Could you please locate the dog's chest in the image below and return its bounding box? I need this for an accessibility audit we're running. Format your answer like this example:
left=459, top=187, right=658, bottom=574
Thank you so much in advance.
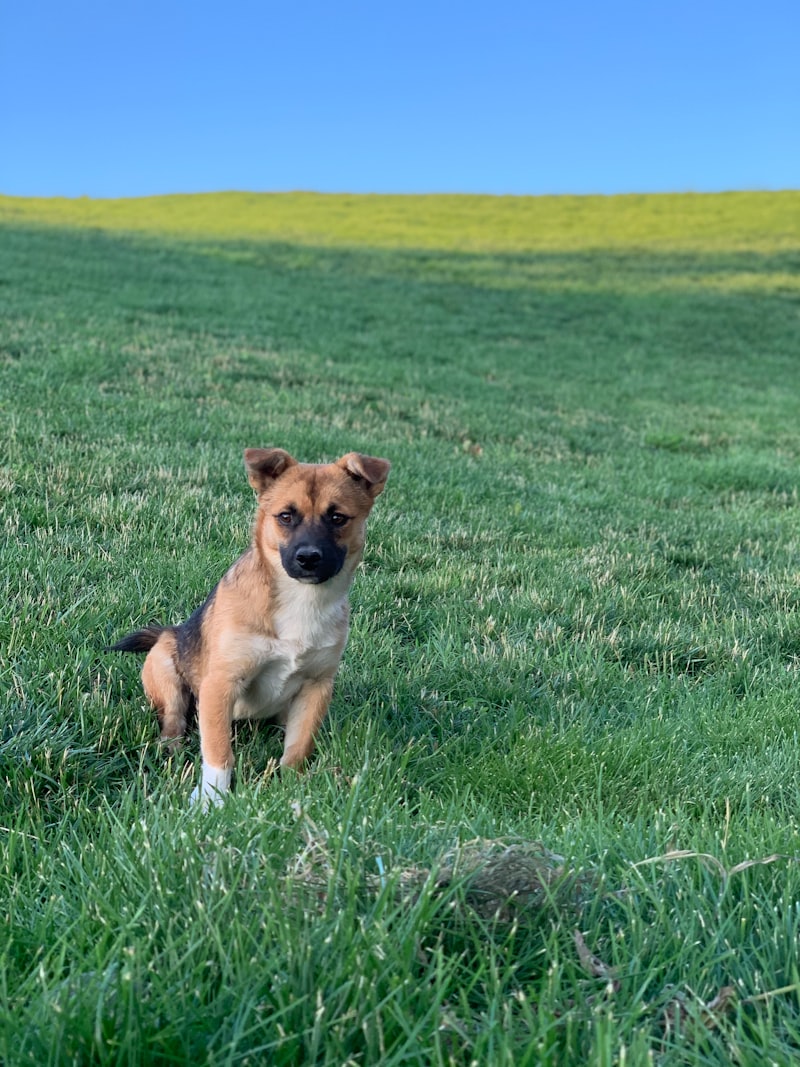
left=232, top=585, right=347, bottom=721
left=272, top=583, right=344, bottom=646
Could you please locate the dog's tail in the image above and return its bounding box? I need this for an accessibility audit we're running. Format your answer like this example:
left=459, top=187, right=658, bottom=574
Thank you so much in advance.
left=108, top=625, right=167, bottom=654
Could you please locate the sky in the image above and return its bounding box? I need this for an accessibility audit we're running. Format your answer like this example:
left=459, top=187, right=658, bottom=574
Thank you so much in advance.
left=2, top=0, right=798, bottom=199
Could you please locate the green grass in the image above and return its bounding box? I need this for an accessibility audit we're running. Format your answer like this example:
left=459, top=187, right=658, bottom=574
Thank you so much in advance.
left=1, top=190, right=799, bottom=1064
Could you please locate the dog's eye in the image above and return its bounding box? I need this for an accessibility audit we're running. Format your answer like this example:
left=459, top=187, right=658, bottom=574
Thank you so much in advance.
left=330, top=513, right=349, bottom=527
left=276, top=511, right=294, bottom=526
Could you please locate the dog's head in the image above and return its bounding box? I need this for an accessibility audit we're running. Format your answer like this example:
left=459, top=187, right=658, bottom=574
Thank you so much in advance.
left=244, top=448, right=391, bottom=585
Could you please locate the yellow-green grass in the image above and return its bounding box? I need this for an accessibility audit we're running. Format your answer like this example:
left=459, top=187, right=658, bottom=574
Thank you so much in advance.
left=2, top=188, right=799, bottom=252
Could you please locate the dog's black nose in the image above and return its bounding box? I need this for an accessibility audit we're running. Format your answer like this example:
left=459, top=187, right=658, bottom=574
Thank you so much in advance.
left=295, top=546, right=323, bottom=571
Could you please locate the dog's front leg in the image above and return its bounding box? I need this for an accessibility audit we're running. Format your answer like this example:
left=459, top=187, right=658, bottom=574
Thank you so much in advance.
left=281, top=677, right=335, bottom=771
left=191, top=673, right=236, bottom=808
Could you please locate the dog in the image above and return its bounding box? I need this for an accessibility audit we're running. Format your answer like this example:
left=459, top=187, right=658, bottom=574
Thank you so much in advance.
left=111, top=447, right=390, bottom=806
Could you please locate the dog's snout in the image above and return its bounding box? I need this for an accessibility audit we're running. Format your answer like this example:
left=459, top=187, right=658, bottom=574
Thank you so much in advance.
left=295, top=546, right=323, bottom=571
left=280, top=530, right=347, bottom=584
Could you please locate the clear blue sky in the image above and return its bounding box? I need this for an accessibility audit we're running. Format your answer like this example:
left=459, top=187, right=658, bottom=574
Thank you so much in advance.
left=2, top=0, right=798, bottom=199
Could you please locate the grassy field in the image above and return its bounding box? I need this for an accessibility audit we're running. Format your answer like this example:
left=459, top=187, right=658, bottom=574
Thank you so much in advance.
left=1, top=190, right=799, bottom=1065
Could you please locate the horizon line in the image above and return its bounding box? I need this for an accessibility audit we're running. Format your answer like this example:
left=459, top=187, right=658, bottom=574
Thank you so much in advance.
left=2, top=186, right=799, bottom=203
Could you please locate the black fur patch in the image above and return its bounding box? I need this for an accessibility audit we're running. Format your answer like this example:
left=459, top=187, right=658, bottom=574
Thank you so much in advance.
left=176, top=586, right=217, bottom=663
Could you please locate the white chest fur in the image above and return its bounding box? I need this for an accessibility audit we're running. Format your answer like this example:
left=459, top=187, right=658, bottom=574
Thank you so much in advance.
left=272, top=574, right=349, bottom=646
left=230, top=575, right=350, bottom=723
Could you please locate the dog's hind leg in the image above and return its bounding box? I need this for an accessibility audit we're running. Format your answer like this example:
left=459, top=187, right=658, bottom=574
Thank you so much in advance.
left=141, top=631, right=190, bottom=748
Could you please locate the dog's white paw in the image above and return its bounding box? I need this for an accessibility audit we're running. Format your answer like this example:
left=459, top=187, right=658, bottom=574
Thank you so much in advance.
left=190, top=763, right=232, bottom=809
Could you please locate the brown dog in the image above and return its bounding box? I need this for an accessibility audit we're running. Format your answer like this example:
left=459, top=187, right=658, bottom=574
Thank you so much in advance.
left=111, top=448, right=390, bottom=806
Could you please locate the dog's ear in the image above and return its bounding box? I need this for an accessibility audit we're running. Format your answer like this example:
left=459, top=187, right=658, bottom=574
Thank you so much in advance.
left=337, top=452, right=391, bottom=498
left=244, top=448, right=297, bottom=493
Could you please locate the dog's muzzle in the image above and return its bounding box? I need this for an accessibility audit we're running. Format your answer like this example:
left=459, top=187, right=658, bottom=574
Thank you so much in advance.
left=281, top=539, right=346, bottom=584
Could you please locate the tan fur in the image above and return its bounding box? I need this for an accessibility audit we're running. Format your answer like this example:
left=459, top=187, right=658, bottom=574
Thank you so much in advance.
left=141, top=630, right=189, bottom=744
left=115, top=449, right=390, bottom=805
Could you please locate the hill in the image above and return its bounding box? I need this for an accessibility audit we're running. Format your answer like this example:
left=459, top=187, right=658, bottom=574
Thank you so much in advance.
left=2, top=188, right=799, bottom=250
left=1, top=190, right=799, bottom=1064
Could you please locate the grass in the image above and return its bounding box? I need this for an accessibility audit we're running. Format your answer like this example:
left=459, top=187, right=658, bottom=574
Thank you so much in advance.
left=2, top=189, right=800, bottom=251
left=0, top=189, right=799, bottom=1064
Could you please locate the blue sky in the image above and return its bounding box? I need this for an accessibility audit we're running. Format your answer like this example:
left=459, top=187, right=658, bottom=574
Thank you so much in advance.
left=2, top=0, right=798, bottom=198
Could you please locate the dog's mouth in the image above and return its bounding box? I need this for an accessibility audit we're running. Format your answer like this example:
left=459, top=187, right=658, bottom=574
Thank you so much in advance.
left=291, top=571, right=335, bottom=585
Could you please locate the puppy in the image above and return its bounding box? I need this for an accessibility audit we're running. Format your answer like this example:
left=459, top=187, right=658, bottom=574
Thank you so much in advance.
left=111, top=448, right=390, bottom=806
